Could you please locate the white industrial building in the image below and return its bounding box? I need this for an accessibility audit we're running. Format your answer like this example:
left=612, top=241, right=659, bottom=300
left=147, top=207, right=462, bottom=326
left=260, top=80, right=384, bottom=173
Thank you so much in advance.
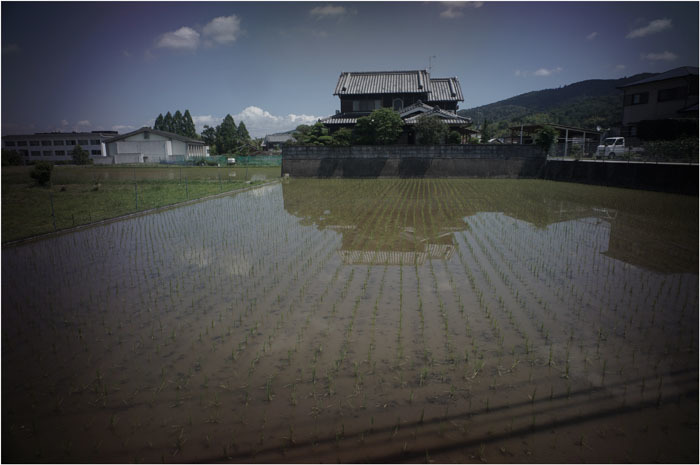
left=104, top=127, right=208, bottom=164
left=2, top=131, right=116, bottom=162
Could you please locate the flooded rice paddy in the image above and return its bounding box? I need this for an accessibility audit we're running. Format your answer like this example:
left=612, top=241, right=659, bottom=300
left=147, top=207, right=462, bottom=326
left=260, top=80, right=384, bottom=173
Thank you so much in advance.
left=2, top=178, right=698, bottom=463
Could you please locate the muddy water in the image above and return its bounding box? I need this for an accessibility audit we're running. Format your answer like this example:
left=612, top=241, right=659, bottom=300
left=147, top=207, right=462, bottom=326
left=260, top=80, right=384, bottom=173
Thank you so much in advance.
left=2, top=179, right=697, bottom=463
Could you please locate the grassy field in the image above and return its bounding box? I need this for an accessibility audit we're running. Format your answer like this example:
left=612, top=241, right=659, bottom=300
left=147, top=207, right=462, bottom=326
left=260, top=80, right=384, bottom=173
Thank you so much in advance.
left=2, top=165, right=281, bottom=242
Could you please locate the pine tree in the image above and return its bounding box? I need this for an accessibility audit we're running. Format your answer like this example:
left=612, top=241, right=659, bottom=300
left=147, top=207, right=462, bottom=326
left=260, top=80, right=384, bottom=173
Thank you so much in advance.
left=163, top=112, right=174, bottom=133
left=183, top=110, right=197, bottom=139
left=237, top=121, right=250, bottom=143
left=173, top=110, right=184, bottom=136
left=217, top=114, right=238, bottom=154
left=154, top=113, right=164, bottom=131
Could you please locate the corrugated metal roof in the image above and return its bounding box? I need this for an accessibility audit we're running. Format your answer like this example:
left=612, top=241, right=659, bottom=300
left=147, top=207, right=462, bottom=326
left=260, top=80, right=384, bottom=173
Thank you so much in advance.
left=334, top=70, right=431, bottom=95
left=618, top=66, right=699, bottom=88
left=429, top=78, right=463, bottom=101
left=105, top=127, right=204, bottom=145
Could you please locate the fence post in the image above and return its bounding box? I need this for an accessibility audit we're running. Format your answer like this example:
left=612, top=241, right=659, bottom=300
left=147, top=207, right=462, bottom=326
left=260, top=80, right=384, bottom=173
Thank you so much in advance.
left=185, top=176, right=189, bottom=200
left=49, top=191, right=57, bottom=231
left=134, top=182, right=138, bottom=210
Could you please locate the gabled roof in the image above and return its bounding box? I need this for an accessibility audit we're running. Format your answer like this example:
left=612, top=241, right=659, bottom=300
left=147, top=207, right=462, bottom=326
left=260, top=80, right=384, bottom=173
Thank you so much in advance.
left=428, top=78, right=464, bottom=101
left=618, top=66, right=699, bottom=88
left=105, top=127, right=204, bottom=144
left=334, top=70, right=464, bottom=102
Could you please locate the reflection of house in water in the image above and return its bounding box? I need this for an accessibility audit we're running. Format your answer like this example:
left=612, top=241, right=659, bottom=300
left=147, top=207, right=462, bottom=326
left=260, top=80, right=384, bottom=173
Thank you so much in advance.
left=282, top=180, right=697, bottom=272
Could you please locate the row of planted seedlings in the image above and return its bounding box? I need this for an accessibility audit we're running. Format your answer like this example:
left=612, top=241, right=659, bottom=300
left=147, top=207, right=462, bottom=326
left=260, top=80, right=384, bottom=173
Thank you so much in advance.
left=453, top=188, right=697, bottom=443
left=213, top=178, right=410, bottom=461
left=1, top=184, right=337, bottom=462
left=479, top=206, right=698, bottom=406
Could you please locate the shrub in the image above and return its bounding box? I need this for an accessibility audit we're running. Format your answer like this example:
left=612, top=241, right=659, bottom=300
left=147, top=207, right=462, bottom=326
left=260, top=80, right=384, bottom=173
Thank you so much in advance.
left=352, top=108, right=404, bottom=145
left=415, top=116, right=448, bottom=145
left=533, top=125, right=558, bottom=155
left=642, top=137, right=699, bottom=162
left=2, top=150, right=24, bottom=166
left=447, top=131, right=462, bottom=145
left=71, top=145, right=92, bottom=165
left=30, top=161, right=53, bottom=186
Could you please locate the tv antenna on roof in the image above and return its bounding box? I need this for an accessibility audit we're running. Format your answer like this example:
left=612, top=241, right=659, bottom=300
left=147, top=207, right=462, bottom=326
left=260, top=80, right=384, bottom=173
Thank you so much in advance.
left=428, top=55, right=436, bottom=74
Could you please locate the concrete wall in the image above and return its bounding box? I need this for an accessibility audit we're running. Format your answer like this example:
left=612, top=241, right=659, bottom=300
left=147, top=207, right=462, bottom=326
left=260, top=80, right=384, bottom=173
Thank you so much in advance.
left=542, top=159, right=698, bottom=195
left=282, top=145, right=546, bottom=178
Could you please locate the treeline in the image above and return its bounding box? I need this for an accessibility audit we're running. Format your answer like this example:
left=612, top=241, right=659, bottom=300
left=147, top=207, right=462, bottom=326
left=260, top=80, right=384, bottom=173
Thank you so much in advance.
left=199, top=115, right=252, bottom=155
left=154, top=110, right=198, bottom=139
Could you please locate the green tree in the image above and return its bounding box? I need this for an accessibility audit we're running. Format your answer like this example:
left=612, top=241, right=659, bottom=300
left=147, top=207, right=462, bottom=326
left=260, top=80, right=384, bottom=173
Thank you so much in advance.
left=183, top=110, right=197, bottom=139
left=481, top=119, right=493, bottom=143
left=237, top=121, right=251, bottom=143
left=447, top=130, right=462, bottom=145
left=332, top=128, right=353, bottom=146
left=2, top=149, right=23, bottom=166
left=217, top=114, right=238, bottom=154
left=293, top=122, right=333, bottom=145
left=71, top=145, right=92, bottom=165
left=533, top=125, right=559, bottom=155
left=370, top=108, right=404, bottom=145
left=163, top=112, right=174, bottom=133
left=30, top=161, right=53, bottom=186
left=154, top=113, right=164, bottom=131
left=173, top=110, right=184, bottom=136
left=201, top=125, right=217, bottom=146
left=352, top=108, right=403, bottom=145
left=415, top=115, right=449, bottom=145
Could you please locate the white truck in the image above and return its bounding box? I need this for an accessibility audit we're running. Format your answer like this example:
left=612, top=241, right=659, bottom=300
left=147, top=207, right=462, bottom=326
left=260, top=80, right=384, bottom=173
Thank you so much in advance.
left=595, top=137, right=643, bottom=159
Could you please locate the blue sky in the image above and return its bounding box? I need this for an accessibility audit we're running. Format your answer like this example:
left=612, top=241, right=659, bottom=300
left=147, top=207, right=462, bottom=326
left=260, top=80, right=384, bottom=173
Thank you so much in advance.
left=2, top=1, right=698, bottom=137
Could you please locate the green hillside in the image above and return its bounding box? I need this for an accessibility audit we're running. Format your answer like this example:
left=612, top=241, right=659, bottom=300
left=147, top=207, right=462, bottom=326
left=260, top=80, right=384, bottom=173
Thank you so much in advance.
left=458, top=73, right=655, bottom=136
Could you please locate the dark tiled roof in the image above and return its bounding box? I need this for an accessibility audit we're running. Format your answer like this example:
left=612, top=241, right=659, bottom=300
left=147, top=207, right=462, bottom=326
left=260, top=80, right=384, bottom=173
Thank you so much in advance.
left=618, top=66, right=699, bottom=88
left=105, top=127, right=204, bottom=144
left=334, top=70, right=464, bottom=102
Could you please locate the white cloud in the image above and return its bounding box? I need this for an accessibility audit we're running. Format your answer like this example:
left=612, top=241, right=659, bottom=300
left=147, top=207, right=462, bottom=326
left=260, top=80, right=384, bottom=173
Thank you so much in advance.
left=626, top=18, right=672, bottom=39
left=310, top=4, right=347, bottom=19
left=533, top=66, right=563, bottom=77
left=156, top=26, right=200, bottom=50
left=192, top=107, right=321, bottom=138
left=615, top=64, right=626, bottom=71
left=440, top=2, right=483, bottom=19
left=112, top=125, right=136, bottom=133
left=202, top=15, right=241, bottom=46
left=60, top=119, right=69, bottom=127
left=586, top=32, right=598, bottom=40
left=76, top=120, right=91, bottom=127
left=641, top=51, right=678, bottom=62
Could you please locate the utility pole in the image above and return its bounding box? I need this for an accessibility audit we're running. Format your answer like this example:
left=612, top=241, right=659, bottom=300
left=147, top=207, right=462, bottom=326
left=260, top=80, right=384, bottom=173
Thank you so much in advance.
left=428, top=55, right=436, bottom=74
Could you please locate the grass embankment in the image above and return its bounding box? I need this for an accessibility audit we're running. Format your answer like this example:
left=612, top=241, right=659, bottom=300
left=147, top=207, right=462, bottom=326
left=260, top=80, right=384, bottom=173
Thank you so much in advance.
left=2, top=165, right=281, bottom=242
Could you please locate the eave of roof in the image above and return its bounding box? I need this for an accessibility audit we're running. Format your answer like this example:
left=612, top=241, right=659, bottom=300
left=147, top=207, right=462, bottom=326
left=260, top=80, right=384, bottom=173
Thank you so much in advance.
left=618, top=66, right=699, bottom=88
left=105, top=127, right=204, bottom=144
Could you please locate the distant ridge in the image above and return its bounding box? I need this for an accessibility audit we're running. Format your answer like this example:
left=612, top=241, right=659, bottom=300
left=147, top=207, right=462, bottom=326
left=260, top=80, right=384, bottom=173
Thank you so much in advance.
left=458, top=73, right=656, bottom=133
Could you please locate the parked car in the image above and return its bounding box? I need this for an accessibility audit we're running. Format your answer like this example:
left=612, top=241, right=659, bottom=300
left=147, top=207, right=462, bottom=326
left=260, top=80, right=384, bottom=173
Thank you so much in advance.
left=227, top=157, right=236, bottom=165
left=596, top=137, right=643, bottom=159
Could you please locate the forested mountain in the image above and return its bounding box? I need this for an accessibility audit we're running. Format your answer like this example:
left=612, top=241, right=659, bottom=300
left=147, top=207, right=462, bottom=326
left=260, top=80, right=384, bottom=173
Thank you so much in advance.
left=458, top=73, right=655, bottom=136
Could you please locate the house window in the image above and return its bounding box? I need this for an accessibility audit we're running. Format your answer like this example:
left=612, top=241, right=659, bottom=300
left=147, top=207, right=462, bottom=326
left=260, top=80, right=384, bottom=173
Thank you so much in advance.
left=393, top=98, right=404, bottom=111
left=90, top=139, right=100, bottom=145
left=30, top=140, right=39, bottom=146
left=91, top=150, right=101, bottom=155
left=624, top=92, right=649, bottom=106
left=55, top=150, right=65, bottom=156
left=78, top=139, right=88, bottom=145
left=658, top=86, right=688, bottom=102
left=352, top=100, right=360, bottom=112
left=42, top=140, right=52, bottom=146
left=65, top=140, right=76, bottom=146
left=43, top=151, right=53, bottom=156
left=5, top=141, right=15, bottom=147
left=143, top=132, right=150, bottom=140
left=53, top=140, right=65, bottom=145
left=17, top=141, right=28, bottom=146
left=31, top=151, right=40, bottom=156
